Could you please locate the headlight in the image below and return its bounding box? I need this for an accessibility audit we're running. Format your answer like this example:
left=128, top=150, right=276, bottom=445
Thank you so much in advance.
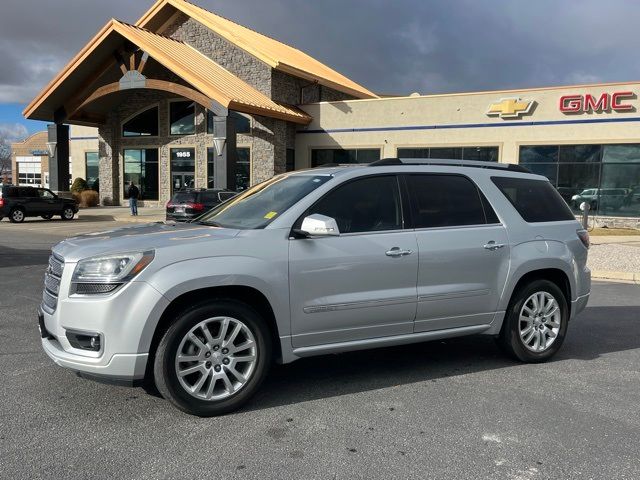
left=72, top=251, right=154, bottom=284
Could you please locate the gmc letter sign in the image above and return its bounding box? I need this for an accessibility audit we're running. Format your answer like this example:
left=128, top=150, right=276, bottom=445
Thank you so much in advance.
left=559, top=92, right=634, bottom=113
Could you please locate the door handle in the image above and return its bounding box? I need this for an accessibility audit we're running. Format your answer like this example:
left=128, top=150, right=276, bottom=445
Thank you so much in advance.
left=483, top=241, right=505, bottom=251
left=386, top=247, right=413, bottom=257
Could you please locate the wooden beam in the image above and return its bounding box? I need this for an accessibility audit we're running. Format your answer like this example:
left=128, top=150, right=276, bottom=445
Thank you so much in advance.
left=137, top=52, right=149, bottom=74
left=129, top=52, right=136, bottom=71
left=70, top=78, right=218, bottom=120
left=114, top=50, right=128, bottom=75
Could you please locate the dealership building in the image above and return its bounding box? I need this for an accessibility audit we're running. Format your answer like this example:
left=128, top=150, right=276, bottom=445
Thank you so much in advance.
left=23, top=0, right=640, bottom=219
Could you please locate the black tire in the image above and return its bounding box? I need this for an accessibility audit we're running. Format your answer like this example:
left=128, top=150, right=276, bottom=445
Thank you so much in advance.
left=41, top=214, right=54, bottom=220
left=9, top=208, right=25, bottom=223
left=153, top=299, right=272, bottom=416
left=499, top=279, right=569, bottom=363
left=61, top=206, right=75, bottom=221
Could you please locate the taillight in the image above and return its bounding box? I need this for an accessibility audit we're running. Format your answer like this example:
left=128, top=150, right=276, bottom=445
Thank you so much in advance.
left=0, top=197, right=4, bottom=208
left=577, top=229, right=590, bottom=249
left=188, top=202, right=205, bottom=211
left=165, top=201, right=173, bottom=208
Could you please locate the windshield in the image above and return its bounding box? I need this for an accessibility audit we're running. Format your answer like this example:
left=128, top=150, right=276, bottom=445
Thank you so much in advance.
left=196, top=173, right=333, bottom=229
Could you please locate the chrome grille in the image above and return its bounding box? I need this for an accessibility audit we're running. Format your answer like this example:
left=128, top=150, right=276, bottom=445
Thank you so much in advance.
left=42, top=254, right=64, bottom=314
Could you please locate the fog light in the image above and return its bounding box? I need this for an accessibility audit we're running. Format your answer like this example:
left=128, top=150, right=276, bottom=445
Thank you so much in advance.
left=66, top=331, right=101, bottom=351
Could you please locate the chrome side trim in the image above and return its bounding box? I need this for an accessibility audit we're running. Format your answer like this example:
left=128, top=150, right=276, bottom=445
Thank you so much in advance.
left=418, top=289, right=490, bottom=302
left=303, top=295, right=416, bottom=314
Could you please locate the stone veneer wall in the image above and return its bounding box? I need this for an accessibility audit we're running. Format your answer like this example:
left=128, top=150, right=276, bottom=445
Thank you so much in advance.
left=98, top=89, right=216, bottom=207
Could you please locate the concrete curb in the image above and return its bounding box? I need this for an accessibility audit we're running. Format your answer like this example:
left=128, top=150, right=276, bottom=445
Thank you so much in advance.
left=591, top=270, right=640, bottom=284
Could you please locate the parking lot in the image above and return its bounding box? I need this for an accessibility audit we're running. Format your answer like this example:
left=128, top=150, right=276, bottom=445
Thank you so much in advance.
left=1, top=218, right=640, bottom=479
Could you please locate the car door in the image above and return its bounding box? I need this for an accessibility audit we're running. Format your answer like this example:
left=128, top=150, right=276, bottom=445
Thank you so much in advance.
left=405, top=174, right=510, bottom=332
left=20, top=187, right=41, bottom=214
left=36, top=189, right=59, bottom=214
left=289, top=175, right=418, bottom=348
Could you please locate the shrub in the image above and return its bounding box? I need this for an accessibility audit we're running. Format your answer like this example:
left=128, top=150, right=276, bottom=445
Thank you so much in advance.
left=71, top=177, right=88, bottom=193
left=71, top=192, right=82, bottom=204
left=79, top=190, right=99, bottom=208
left=102, top=196, right=113, bottom=206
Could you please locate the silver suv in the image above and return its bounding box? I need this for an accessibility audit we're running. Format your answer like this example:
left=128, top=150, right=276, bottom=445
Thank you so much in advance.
left=39, top=159, right=591, bottom=416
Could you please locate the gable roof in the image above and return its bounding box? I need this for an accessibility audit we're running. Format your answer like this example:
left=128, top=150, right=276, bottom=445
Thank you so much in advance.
left=136, top=0, right=378, bottom=100
left=23, top=20, right=312, bottom=125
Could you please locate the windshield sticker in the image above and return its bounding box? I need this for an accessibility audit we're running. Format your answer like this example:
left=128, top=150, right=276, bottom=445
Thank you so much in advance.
left=264, top=211, right=278, bottom=219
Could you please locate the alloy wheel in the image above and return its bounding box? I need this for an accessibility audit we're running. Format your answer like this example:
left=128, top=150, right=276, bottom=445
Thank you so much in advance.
left=174, top=316, right=257, bottom=401
left=12, top=210, right=24, bottom=222
left=518, top=291, right=561, bottom=353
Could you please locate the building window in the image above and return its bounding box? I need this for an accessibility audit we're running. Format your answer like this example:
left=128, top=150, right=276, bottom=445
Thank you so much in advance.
left=311, top=148, right=381, bottom=167
left=397, top=146, right=499, bottom=162
left=85, top=152, right=99, bottom=191
left=122, top=106, right=158, bottom=137
left=170, top=147, right=195, bottom=193
left=207, top=111, right=251, bottom=134
left=207, top=147, right=251, bottom=191
left=170, top=101, right=196, bottom=135
left=519, top=143, right=640, bottom=218
left=123, top=149, right=159, bottom=200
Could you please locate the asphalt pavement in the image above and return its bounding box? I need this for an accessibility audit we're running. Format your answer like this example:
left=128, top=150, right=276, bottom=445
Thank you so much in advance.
left=1, top=219, right=640, bottom=479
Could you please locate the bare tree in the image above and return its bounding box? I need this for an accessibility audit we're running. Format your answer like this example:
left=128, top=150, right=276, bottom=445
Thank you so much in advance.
left=0, top=135, right=11, bottom=183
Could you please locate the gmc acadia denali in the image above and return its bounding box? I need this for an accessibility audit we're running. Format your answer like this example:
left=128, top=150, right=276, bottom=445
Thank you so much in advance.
left=39, top=159, right=591, bottom=416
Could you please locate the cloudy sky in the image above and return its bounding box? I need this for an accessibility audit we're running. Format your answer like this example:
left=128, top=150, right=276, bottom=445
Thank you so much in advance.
left=2, top=0, right=640, bottom=137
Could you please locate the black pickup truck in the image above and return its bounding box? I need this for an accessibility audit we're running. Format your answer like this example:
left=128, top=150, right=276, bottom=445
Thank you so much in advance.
left=0, top=185, right=78, bottom=223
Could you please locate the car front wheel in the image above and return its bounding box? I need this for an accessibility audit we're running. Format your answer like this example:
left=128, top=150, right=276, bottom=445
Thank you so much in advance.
left=499, top=279, right=568, bottom=362
left=9, top=208, right=25, bottom=223
left=153, top=299, right=272, bottom=416
left=61, top=207, right=75, bottom=220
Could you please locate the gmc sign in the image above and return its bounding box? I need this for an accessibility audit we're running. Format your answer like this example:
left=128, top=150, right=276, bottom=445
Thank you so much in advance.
left=559, top=91, right=635, bottom=113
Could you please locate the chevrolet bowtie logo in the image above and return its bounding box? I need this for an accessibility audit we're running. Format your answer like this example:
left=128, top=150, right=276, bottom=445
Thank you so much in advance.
left=487, top=98, right=535, bottom=119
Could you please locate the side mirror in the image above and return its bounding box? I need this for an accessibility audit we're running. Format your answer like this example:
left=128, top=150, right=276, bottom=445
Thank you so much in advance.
left=295, top=214, right=340, bottom=237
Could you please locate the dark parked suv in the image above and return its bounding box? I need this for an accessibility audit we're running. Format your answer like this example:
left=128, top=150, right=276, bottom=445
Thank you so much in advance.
left=0, top=185, right=78, bottom=223
left=166, top=188, right=237, bottom=222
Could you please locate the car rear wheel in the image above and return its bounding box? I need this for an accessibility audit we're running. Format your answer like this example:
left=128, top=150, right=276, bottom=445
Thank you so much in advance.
left=499, top=279, right=568, bottom=362
left=9, top=208, right=25, bottom=223
left=41, top=214, right=54, bottom=220
left=153, top=299, right=271, bottom=416
left=61, top=207, right=75, bottom=220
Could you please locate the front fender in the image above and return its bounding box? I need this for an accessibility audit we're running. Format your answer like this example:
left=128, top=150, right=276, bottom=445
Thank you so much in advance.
left=142, top=255, right=290, bottom=340
left=499, top=240, right=577, bottom=311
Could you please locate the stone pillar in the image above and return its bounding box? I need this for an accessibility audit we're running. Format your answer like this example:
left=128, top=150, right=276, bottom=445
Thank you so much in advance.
left=47, top=124, right=70, bottom=192
left=212, top=113, right=236, bottom=190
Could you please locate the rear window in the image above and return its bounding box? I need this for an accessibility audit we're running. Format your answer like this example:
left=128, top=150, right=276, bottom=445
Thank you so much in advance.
left=172, top=192, right=197, bottom=203
left=491, top=176, right=575, bottom=223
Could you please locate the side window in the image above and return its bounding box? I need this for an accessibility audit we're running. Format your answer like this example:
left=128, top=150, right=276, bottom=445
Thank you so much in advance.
left=407, top=174, right=486, bottom=228
left=308, top=176, right=403, bottom=234
left=491, top=176, right=575, bottom=222
left=38, top=189, right=55, bottom=199
left=21, top=187, right=37, bottom=198
left=218, top=192, right=236, bottom=201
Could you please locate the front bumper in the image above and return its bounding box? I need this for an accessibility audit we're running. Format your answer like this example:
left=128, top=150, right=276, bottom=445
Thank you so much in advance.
left=39, top=276, right=169, bottom=383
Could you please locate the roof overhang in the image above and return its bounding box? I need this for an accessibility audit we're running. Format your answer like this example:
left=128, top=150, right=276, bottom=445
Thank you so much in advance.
left=136, top=0, right=378, bottom=100
left=24, top=19, right=312, bottom=125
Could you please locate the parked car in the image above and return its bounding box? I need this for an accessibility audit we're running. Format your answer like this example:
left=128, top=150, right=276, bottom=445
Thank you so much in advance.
left=39, top=159, right=590, bottom=416
left=571, top=188, right=626, bottom=210
left=0, top=185, right=78, bottom=223
left=166, top=188, right=237, bottom=222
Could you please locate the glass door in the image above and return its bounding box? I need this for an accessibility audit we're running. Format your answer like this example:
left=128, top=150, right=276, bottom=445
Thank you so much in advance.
left=170, top=147, right=196, bottom=194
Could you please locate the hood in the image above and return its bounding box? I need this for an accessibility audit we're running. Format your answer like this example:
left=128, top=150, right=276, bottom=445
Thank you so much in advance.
left=52, top=222, right=240, bottom=262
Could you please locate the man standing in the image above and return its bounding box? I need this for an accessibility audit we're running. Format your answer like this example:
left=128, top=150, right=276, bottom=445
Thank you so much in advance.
left=127, top=181, right=140, bottom=216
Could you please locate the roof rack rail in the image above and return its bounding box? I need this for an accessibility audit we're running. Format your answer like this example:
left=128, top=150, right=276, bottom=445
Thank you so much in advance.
left=369, top=158, right=530, bottom=173
left=313, top=163, right=369, bottom=168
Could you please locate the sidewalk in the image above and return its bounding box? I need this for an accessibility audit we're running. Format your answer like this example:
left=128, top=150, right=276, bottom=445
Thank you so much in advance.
left=588, top=235, right=640, bottom=283
left=78, top=206, right=165, bottom=223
